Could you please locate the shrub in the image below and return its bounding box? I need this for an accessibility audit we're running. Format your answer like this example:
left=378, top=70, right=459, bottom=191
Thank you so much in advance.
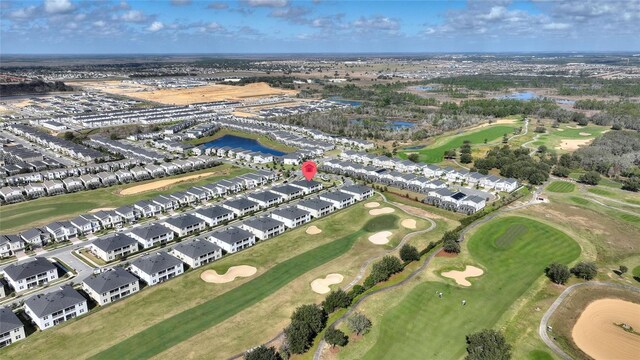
left=399, top=244, right=420, bottom=262
left=545, top=263, right=571, bottom=284
left=322, top=289, right=352, bottom=313
left=244, top=345, right=281, bottom=360
left=324, top=327, right=348, bottom=348
left=579, top=171, right=601, bottom=185
left=465, top=329, right=511, bottom=360
left=571, top=262, right=597, bottom=280
left=347, top=312, right=372, bottom=335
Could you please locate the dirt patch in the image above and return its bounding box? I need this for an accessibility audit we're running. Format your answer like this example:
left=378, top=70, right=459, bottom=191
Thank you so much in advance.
left=401, top=219, right=417, bottom=229
left=364, top=202, right=381, bottom=208
left=441, top=265, right=484, bottom=286
left=557, top=139, right=593, bottom=151
left=306, top=225, right=322, bottom=235
left=572, top=299, right=640, bottom=360
left=579, top=132, right=592, bottom=136
left=369, top=207, right=395, bottom=215
left=119, top=171, right=219, bottom=195
left=106, top=82, right=298, bottom=105
left=89, top=207, right=116, bottom=213
left=436, top=249, right=458, bottom=258
left=368, top=231, right=392, bottom=245
left=200, top=265, right=257, bottom=284
left=311, top=273, right=344, bottom=294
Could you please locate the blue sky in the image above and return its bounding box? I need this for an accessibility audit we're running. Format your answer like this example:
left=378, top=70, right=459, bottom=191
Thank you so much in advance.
left=1, top=0, right=639, bottom=54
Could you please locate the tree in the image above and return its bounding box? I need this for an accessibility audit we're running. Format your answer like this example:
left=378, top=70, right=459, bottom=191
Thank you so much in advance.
left=622, top=177, right=640, bottom=192
left=465, top=329, right=512, bottom=360
left=534, top=126, right=546, bottom=133
left=63, top=131, right=75, bottom=141
left=291, top=304, right=327, bottom=335
left=619, top=265, right=628, bottom=276
left=537, top=145, right=548, bottom=153
left=347, top=284, right=365, bottom=299
left=244, top=345, right=281, bottom=360
left=399, top=244, right=420, bottom=262
left=284, top=321, right=313, bottom=354
left=347, top=312, right=372, bottom=335
left=324, top=327, right=348, bottom=348
left=408, top=153, right=420, bottom=163
left=545, top=263, right=571, bottom=284
left=460, top=153, right=473, bottom=164
left=444, top=149, right=457, bottom=159
left=571, top=262, right=597, bottom=280
left=579, top=171, right=601, bottom=185
left=322, top=289, right=351, bottom=313
left=443, top=240, right=461, bottom=254
left=369, top=256, right=403, bottom=283
left=552, top=166, right=570, bottom=178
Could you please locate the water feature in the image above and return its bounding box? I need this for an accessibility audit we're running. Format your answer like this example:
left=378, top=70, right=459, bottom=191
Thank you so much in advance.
left=389, top=120, right=416, bottom=130
left=415, top=86, right=434, bottom=91
left=203, top=135, right=286, bottom=156
left=350, top=119, right=416, bottom=130
left=497, top=91, right=539, bottom=101
left=328, top=96, right=362, bottom=107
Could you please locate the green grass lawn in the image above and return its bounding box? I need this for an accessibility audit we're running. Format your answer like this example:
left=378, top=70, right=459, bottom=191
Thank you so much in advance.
left=546, top=181, right=575, bottom=193
left=398, top=124, right=518, bottom=163
left=0, top=165, right=250, bottom=233
left=342, top=216, right=580, bottom=359
left=633, top=266, right=640, bottom=283
left=187, top=128, right=297, bottom=153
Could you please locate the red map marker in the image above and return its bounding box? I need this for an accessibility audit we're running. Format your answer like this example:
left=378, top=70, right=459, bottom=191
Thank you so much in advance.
left=301, top=160, right=317, bottom=181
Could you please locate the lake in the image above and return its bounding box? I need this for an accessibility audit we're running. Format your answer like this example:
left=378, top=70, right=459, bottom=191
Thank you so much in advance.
left=415, top=86, right=434, bottom=91
left=350, top=119, right=416, bottom=130
left=203, top=135, right=286, bottom=156
left=496, top=91, right=576, bottom=105
left=328, top=96, right=362, bottom=107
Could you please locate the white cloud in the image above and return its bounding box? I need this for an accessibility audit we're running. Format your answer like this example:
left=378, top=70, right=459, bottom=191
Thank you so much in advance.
left=171, top=0, right=192, bottom=5
left=147, top=21, right=164, bottom=32
left=121, top=10, right=146, bottom=23
left=242, top=0, right=288, bottom=8
left=93, top=20, right=106, bottom=28
left=44, top=0, right=74, bottom=14
left=8, top=6, right=38, bottom=20
left=207, top=2, right=229, bottom=10
left=543, top=22, right=571, bottom=30
left=352, top=16, right=400, bottom=31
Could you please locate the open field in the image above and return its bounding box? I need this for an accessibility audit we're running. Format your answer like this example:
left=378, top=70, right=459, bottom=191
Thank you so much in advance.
left=548, top=285, right=640, bottom=360
left=186, top=127, right=297, bottom=153
left=546, top=181, right=575, bottom=193
left=337, top=216, right=580, bottom=359
left=1, top=197, right=432, bottom=360
left=398, top=123, right=520, bottom=163
left=0, top=164, right=249, bottom=233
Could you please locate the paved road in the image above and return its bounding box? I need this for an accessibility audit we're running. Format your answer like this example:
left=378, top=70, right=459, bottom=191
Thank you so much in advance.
left=538, top=281, right=640, bottom=360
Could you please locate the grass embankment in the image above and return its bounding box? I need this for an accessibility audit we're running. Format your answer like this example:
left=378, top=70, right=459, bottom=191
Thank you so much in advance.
left=1, top=197, right=430, bottom=359
left=546, top=181, right=575, bottom=193
left=0, top=164, right=250, bottom=233
left=186, top=128, right=297, bottom=153
left=398, top=124, right=519, bottom=163
left=338, top=216, right=580, bottom=359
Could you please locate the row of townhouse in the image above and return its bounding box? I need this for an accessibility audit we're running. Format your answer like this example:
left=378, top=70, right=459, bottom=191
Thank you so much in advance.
left=0, top=184, right=375, bottom=342
left=0, top=157, right=221, bottom=204
left=424, top=188, right=487, bottom=214
left=200, top=145, right=313, bottom=166
left=0, top=171, right=277, bottom=259
left=86, top=178, right=322, bottom=262
left=4, top=124, right=107, bottom=163
left=2, top=159, right=138, bottom=186
left=59, top=105, right=214, bottom=128
left=334, top=152, right=519, bottom=193
left=87, top=136, right=172, bottom=162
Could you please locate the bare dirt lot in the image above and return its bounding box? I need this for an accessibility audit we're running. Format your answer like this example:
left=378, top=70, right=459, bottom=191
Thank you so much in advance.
left=76, top=81, right=298, bottom=105
left=572, top=298, right=640, bottom=360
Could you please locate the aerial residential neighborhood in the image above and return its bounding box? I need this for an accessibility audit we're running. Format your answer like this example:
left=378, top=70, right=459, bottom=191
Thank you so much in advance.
left=1, top=1, right=639, bottom=360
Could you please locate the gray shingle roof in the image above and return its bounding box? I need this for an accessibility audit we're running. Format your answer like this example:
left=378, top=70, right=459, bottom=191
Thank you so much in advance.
left=247, top=191, right=283, bottom=203
left=296, top=197, right=333, bottom=211
left=130, top=223, right=172, bottom=240
left=163, top=214, right=204, bottom=229
left=290, top=179, right=322, bottom=189
left=0, top=307, right=23, bottom=334
left=320, top=191, right=354, bottom=202
left=172, top=239, right=221, bottom=259
left=341, top=184, right=372, bottom=196
left=271, top=184, right=303, bottom=196
left=194, top=205, right=234, bottom=220
left=271, top=206, right=310, bottom=221
left=242, top=217, right=284, bottom=232
left=24, top=285, right=86, bottom=318
left=83, top=267, right=138, bottom=294
left=3, top=257, right=56, bottom=282
left=209, top=226, right=254, bottom=245
left=92, top=233, right=138, bottom=253
left=131, top=252, right=182, bottom=275
left=223, top=198, right=258, bottom=211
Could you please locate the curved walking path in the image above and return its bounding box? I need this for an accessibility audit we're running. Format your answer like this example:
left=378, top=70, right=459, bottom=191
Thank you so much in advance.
left=538, top=281, right=640, bottom=360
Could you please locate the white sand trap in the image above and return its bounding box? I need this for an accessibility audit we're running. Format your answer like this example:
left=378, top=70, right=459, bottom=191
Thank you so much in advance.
left=579, top=132, right=591, bottom=136
left=572, top=299, right=640, bottom=360
left=364, top=202, right=381, bottom=208
left=369, top=231, right=392, bottom=245
left=556, top=128, right=565, bottom=132
left=89, top=207, right=116, bottom=213
left=306, top=226, right=322, bottom=235
left=557, top=139, right=593, bottom=151
left=311, top=273, right=344, bottom=294
left=401, top=219, right=417, bottom=229
left=441, top=265, right=484, bottom=286
left=200, top=265, right=257, bottom=284
left=369, top=207, right=395, bottom=215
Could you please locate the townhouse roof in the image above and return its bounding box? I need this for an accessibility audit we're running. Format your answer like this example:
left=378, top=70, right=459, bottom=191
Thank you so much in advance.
left=130, top=223, right=172, bottom=240
left=24, top=285, right=86, bottom=318
left=296, top=197, right=333, bottom=211
left=242, top=217, right=284, bottom=232
left=163, top=213, right=203, bottom=229
left=290, top=179, right=322, bottom=190
left=270, top=184, right=303, bottom=196
left=194, top=205, right=234, bottom=220
left=2, top=257, right=57, bottom=283
left=92, top=233, right=138, bottom=253
left=341, top=184, right=373, bottom=196
left=222, top=197, right=258, bottom=210
left=247, top=190, right=283, bottom=203
left=271, top=206, right=310, bottom=220
left=320, top=191, right=354, bottom=202
left=0, top=307, right=23, bottom=334
left=172, top=239, right=221, bottom=259
left=209, top=226, right=255, bottom=245
left=131, top=252, right=182, bottom=275
left=83, top=267, right=138, bottom=294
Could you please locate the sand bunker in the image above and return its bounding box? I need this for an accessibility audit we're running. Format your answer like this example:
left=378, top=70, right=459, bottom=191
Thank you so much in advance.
left=401, top=219, right=417, bottom=229
left=369, top=231, right=392, bottom=245
left=306, top=226, right=322, bottom=235
left=579, top=132, right=591, bottom=136
left=311, top=273, right=344, bottom=294
left=556, top=128, right=565, bottom=132
left=200, top=265, right=257, bottom=284
left=441, top=265, right=484, bottom=286
left=89, top=207, right=116, bottom=213
left=364, top=202, right=381, bottom=208
left=557, top=139, right=593, bottom=151
left=369, top=207, right=395, bottom=215
left=572, top=299, right=640, bottom=360
left=119, top=171, right=219, bottom=195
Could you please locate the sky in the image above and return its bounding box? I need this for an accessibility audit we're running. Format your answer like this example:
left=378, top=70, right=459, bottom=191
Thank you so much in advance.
left=1, top=0, right=639, bottom=54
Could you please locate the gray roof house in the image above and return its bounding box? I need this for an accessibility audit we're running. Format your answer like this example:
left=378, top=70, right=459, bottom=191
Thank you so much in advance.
left=90, top=233, right=139, bottom=262
left=193, top=205, right=235, bottom=227
left=207, top=226, right=256, bottom=253
left=162, top=213, right=206, bottom=237
left=240, top=216, right=285, bottom=240
left=24, top=285, right=88, bottom=330
left=82, top=267, right=139, bottom=305
left=130, top=251, right=184, bottom=285
left=222, top=197, right=260, bottom=216
left=2, top=257, right=57, bottom=290
left=0, top=307, right=24, bottom=348
left=170, top=239, right=222, bottom=268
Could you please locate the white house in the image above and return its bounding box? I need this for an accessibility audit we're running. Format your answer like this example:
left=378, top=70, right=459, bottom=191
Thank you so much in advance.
left=240, top=217, right=286, bottom=240
left=128, top=223, right=174, bottom=249
left=170, top=239, right=222, bottom=268
left=90, top=234, right=139, bottom=262
left=296, top=197, right=334, bottom=218
left=270, top=206, right=311, bottom=228
left=82, top=267, right=140, bottom=306
left=130, top=252, right=184, bottom=286
left=319, top=191, right=356, bottom=209
left=2, top=257, right=58, bottom=292
left=340, top=185, right=374, bottom=201
left=24, top=286, right=88, bottom=330
left=193, top=205, right=235, bottom=227
left=0, top=307, right=25, bottom=348
left=162, top=214, right=206, bottom=238
left=207, top=226, right=256, bottom=253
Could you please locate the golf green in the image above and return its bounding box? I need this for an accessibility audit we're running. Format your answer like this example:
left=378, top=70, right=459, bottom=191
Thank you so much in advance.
left=357, top=216, right=580, bottom=359
left=546, top=181, right=575, bottom=193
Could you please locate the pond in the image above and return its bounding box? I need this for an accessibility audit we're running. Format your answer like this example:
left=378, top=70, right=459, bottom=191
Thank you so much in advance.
left=415, top=86, right=434, bottom=91
left=328, top=96, right=362, bottom=107
left=202, top=135, right=286, bottom=156
left=497, top=91, right=539, bottom=101
left=350, top=119, right=416, bottom=130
